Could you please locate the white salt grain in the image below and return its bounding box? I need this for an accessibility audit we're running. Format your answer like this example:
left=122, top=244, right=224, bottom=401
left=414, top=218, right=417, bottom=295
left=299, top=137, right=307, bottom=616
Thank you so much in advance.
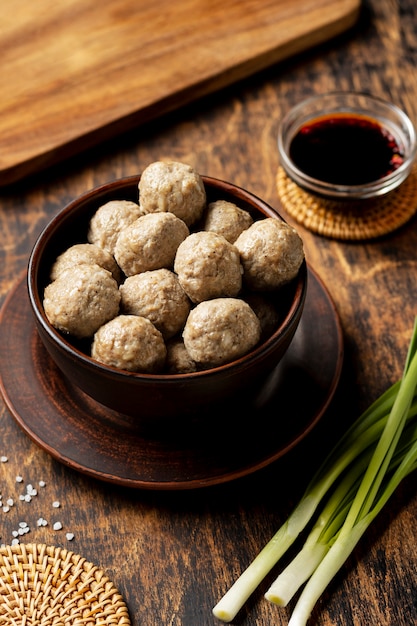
left=37, top=518, right=48, bottom=527
left=1, top=467, right=74, bottom=543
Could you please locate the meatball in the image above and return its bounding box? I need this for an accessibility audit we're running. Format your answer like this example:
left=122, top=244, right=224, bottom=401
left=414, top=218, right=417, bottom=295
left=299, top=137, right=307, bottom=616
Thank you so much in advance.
left=202, top=200, right=253, bottom=243
left=174, top=231, right=242, bottom=303
left=114, top=212, right=189, bottom=277
left=165, top=337, right=197, bottom=374
left=119, top=269, right=191, bottom=339
left=43, top=264, right=120, bottom=338
left=50, top=243, right=121, bottom=283
left=138, top=160, right=206, bottom=227
left=234, top=218, right=304, bottom=290
left=91, top=314, right=166, bottom=373
left=182, top=297, right=261, bottom=367
left=87, top=200, right=144, bottom=255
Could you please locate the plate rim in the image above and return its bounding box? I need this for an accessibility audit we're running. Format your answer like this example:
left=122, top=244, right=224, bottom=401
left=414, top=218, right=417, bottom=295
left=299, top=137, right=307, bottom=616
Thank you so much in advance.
left=0, top=267, right=344, bottom=490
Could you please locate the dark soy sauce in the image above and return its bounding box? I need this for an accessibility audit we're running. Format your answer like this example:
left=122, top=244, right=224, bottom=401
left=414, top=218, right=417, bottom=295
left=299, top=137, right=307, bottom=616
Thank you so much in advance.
left=289, top=114, right=405, bottom=186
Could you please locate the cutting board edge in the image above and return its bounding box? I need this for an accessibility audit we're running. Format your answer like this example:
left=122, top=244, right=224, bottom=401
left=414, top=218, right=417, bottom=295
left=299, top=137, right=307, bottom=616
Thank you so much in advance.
left=0, top=0, right=361, bottom=187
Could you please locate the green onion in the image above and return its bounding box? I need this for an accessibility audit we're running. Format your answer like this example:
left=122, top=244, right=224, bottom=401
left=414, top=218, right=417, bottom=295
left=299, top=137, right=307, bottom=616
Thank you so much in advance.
left=213, top=317, right=417, bottom=625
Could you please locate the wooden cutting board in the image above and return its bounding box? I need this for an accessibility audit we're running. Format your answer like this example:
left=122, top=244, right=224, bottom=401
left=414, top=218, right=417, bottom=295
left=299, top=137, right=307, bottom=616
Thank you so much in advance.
left=0, top=0, right=360, bottom=186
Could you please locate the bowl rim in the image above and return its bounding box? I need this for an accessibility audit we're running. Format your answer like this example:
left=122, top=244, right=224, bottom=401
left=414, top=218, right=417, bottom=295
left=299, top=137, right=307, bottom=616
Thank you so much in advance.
left=27, top=174, right=307, bottom=382
left=277, top=90, right=417, bottom=200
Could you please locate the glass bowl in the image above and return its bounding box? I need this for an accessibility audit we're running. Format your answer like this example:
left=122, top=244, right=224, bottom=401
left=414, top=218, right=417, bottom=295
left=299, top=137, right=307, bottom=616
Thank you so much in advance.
left=277, top=92, right=417, bottom=200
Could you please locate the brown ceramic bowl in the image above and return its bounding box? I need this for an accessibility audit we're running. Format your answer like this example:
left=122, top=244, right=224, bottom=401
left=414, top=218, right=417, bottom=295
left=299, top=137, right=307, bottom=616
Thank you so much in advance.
left=27, top=175, right=307, bottom=427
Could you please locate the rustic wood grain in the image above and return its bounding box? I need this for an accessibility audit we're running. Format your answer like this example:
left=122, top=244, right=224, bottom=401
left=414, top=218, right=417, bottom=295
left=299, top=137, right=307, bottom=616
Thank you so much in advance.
left=1, top=0, right=417, bottom=624
left=0, top=0, right=360, bottom=185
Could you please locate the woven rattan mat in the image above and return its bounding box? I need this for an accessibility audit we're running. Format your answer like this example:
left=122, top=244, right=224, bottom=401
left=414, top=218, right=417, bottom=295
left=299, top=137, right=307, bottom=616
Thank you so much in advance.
left=0, top=543, right=131, bottom=625
left=276, top=163, right=417, bottom=240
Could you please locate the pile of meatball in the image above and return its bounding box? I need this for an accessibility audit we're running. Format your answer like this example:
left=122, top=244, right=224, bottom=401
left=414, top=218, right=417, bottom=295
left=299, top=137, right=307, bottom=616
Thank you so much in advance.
left=43, top=160, right=304, bottom=374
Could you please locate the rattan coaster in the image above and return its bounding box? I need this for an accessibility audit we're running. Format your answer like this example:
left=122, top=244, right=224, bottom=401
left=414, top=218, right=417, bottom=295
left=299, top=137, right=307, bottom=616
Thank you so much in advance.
left=276, top=164, right=417, bottom=240
left=0, top=543, right=131, bottom=625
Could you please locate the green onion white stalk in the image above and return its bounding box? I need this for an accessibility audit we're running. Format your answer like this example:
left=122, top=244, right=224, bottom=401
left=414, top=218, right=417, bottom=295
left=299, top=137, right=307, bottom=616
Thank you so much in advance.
left=213, top=317, right=417, bottom=625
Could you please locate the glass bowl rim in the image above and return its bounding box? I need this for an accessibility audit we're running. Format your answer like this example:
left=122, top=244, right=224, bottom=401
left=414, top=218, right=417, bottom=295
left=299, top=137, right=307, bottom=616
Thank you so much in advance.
left=277, top=91, right=417, bottom=200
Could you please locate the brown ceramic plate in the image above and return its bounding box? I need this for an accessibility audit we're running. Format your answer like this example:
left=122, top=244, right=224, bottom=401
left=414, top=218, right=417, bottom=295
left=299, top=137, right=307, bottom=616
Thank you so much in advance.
left=0, top=267, right=343, bottom=490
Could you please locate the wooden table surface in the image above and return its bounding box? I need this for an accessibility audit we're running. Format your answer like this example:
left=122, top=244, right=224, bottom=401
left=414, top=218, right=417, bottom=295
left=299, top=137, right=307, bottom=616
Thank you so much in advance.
left=1, top=0, right=416, bottom=624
